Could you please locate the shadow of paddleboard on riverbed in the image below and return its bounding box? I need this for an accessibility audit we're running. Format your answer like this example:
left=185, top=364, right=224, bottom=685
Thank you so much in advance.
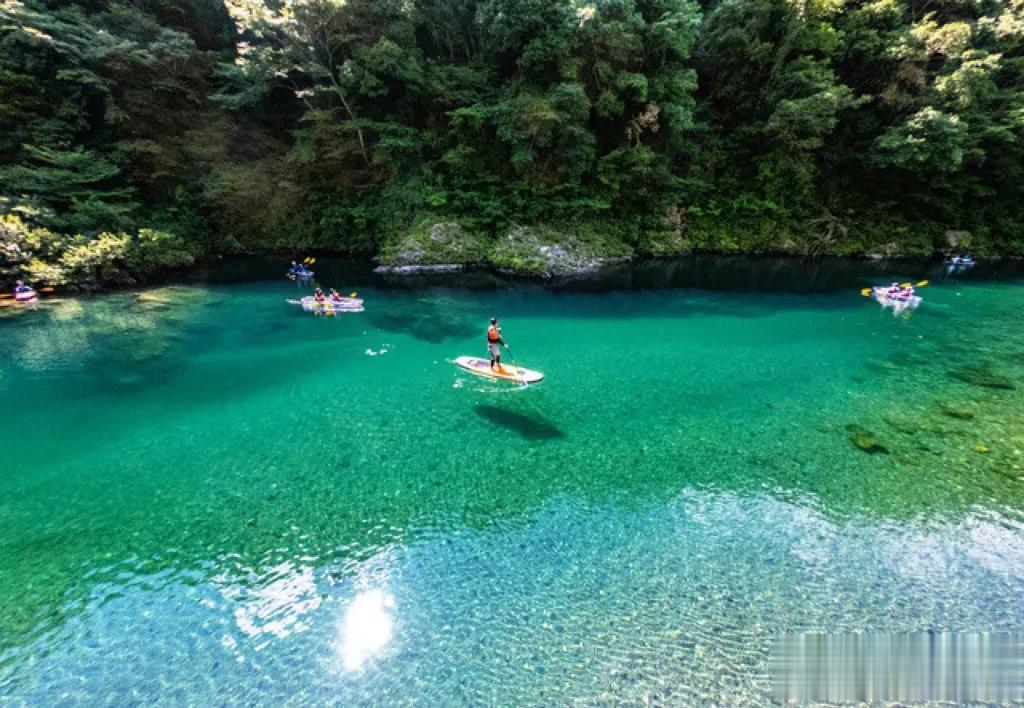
left=473, top=404, right=566, bottom=440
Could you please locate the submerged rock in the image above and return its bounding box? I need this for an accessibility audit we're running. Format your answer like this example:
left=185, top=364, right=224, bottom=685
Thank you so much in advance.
left=948, top=363, right=1015, bottom=390
left=846, top=424, right=889, bottom=454
left=50, top=299, right=84, bottom=322
left=937, top=401, right=975, bottom=420
left=135, top=286, right=214, bottom=311
left=883, top=416, right=920, bottom=435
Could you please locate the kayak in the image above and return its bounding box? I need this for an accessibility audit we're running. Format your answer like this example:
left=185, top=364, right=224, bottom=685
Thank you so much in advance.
left=289, top=270, right=314, bottom=279
left=291, top=296, right=364, bottom=314
left=872, top=287, right=921, bottom=310
left=454, top=356, right=544, bottom=384
left=13, top=289, right=37, bottom=302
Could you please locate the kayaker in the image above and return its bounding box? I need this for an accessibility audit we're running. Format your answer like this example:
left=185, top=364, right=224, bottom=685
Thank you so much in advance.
left=329, top=288, right=343, bottom=303
left=13, top=280, right=35, bottom=302
left=313, top=287, right=325, bottom=303
left=886, top=282, right=901, bottom=297
left=486, top=317, right=508, bottom=371
left=289, top=261, right=299, bottom=274
left=900, top=285, right=915, bottom=299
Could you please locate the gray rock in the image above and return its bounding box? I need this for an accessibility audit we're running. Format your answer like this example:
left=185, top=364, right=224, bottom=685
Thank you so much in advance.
left=945, top=230, right=971, bottom=249
left=373, top=263, right=465, bottom=275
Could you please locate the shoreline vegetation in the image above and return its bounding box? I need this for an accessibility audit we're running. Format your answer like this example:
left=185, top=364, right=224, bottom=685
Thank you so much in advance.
left=2, top=0, right=1023, bottom=289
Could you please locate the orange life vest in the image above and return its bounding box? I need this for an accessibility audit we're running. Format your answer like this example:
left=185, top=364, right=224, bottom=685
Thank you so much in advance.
left=487, top=325, right=501, bottom=342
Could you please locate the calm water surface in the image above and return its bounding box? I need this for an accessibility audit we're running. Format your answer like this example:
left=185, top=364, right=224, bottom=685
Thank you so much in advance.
left=1, top=258, right=1023, bottom=704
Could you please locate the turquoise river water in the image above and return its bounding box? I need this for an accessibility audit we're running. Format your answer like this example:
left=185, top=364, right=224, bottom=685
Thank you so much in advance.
left=1, top=257, right=1023, bottom=705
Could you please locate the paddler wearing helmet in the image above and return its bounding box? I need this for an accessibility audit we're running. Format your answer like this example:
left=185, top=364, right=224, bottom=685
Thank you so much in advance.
left=486, top=317, right=509, bottom=371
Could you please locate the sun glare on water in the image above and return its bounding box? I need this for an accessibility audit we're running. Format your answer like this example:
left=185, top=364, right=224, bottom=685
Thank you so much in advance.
left=338, top=589, right=396, bottom=671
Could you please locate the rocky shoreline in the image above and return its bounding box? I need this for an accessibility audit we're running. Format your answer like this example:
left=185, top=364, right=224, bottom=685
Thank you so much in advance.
left=373, top=254, right=635, bottom=278
left=372, top=220, right=1000, bottom=278
left=375, top=219, right=638, bottom=278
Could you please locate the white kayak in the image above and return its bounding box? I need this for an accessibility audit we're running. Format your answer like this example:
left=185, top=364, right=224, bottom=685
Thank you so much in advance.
left=872, top=287, right=921, bottom=310
left=289, top=296, right=364, bottom=314
left=13, top=289, right=37, bottom=302
left=454, top=356, right=544, bottom=384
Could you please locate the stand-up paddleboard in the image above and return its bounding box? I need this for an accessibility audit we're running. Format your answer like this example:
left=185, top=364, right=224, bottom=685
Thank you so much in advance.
left=454, top=356, right=543, bottom=384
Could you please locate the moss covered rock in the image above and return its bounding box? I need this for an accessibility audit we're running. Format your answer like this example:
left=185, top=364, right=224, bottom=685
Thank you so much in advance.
left=634, top=207, right=688, bottom=256
left=488, top=224, right=632, bottom=277
left=937, top=401, right=975, bottom=420
left=378, top=215, right=489, bottom=267
left=846, top=424, right=889, bottom=454
left=948, top=363, right=1015, bottom=390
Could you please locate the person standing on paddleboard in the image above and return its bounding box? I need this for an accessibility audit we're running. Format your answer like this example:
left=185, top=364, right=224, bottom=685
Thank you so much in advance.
left=487, top=317, right=509, bottom=371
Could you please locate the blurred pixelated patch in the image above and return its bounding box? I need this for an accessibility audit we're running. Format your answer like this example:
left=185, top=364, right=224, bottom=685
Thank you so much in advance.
left=771, top=632, right=1023, bottom=704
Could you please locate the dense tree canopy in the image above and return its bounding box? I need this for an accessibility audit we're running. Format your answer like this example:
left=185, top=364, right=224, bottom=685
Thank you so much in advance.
left=2, top=0, right=1023, bottom=285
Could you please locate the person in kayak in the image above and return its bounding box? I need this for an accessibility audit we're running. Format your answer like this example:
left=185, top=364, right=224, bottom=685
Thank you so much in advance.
left=886, top=282, right=902, bottom=297
left=13, top=280, right=36, bottom=301
left=900, top=284, right=915, bottom=299
left=313, top=287, right=326, bottom=303
left=487, top=317, right=508, bottom=371
left=329, top=288, right=344, bottom=303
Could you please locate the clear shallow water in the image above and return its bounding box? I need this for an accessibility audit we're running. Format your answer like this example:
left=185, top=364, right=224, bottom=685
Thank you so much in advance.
left=2, top=259, right=1024, bottom=704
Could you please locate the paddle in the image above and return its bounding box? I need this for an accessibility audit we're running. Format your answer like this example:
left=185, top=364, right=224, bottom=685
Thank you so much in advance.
left=861, top=280, right=928, bottom=296
left=503, top=344, right=530, bottom=387
left=286, top=257, right=316, bottom=278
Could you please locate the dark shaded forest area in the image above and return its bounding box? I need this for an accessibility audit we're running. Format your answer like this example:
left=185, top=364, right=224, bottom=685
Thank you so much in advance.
left=2, top=0, right=1022, bottom=284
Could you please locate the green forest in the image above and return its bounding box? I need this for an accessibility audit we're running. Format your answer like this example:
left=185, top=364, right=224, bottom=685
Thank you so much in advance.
left=1, top=0, right=1023, bottom=285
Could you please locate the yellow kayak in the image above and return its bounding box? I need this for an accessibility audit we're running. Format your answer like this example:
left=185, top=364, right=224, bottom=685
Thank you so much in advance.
left=454, top=356, right=544, bottom=384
